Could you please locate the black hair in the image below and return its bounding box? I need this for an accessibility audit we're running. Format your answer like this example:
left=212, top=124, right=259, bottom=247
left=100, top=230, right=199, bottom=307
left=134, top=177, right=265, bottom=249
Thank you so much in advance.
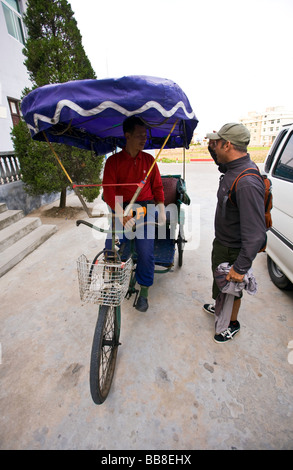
left=220, top=139, right=247, bottom=153
left=232, top=143, right=248, bottom=152
left=123, top=116, right=146, bottom=135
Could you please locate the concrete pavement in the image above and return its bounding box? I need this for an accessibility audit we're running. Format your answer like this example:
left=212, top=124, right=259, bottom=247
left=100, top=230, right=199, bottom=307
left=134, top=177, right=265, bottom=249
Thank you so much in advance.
left=0, top=163, right=293, bottom=450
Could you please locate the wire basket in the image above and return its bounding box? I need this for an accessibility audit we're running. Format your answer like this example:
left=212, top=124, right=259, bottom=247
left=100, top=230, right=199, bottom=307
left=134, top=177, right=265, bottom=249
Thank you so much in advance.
left=77, top=253, right=133, bottom=307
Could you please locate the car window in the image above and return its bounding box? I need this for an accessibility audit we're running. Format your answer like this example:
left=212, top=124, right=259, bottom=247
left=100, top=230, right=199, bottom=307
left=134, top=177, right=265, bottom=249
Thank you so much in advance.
left=265, top=128, right=288, bottom=173
left=273, top=132, right=293, bottom=182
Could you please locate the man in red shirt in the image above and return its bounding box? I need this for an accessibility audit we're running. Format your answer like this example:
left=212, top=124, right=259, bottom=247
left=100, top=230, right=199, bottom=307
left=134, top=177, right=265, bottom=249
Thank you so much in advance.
left=102, top=116, right=166, bottom=312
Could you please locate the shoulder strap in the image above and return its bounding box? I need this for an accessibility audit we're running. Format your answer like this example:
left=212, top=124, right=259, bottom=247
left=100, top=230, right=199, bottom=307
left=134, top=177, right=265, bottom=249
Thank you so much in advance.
left=229, top=167, right=262, bottom=205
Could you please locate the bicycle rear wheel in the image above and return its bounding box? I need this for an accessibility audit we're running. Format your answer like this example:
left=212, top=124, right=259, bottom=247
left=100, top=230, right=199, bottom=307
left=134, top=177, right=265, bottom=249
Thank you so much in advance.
left=89, top=304, right=120, bottom=404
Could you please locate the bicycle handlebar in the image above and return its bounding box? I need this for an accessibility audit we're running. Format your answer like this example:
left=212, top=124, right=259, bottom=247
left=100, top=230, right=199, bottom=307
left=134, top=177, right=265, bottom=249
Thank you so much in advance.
left=76, top=219, right=160, bottom=233
left=76, top=219, right=111, bottom=232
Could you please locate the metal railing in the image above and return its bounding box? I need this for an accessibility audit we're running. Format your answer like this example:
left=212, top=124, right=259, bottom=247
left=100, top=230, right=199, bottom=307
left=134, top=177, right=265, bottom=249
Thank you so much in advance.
left=0, top=153, right=22, bottom=184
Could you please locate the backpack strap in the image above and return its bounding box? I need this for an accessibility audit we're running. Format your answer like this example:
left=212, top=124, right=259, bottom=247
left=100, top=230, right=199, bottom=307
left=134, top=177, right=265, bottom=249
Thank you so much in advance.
left=229, top=167, right=262, bottom=206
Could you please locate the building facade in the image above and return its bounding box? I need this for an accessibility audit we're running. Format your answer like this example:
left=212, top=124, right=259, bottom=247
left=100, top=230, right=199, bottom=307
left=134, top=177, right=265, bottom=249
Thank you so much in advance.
left=0, top=1, right=64, bottom=214
left=240, top=106, right=293, bottom=146
left=0, top=0, right=31, bottom=153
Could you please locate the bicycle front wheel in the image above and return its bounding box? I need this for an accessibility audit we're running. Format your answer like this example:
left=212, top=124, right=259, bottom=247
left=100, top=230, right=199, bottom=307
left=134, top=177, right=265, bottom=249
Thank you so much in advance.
left=89, top=304, right=120, bottom=404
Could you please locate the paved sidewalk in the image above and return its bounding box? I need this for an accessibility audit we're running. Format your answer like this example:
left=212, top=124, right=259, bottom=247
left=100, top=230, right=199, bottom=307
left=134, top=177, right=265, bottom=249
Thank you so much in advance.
left=1, top=163, right=293, bottom=450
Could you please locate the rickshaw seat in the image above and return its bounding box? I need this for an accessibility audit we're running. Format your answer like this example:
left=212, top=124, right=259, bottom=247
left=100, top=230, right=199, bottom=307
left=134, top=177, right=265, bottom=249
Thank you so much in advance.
left=161, top=177, right=178, bottom=206
left=160, top=176, right=180, bottom=227
left=161, top=175, right=190, bottom=207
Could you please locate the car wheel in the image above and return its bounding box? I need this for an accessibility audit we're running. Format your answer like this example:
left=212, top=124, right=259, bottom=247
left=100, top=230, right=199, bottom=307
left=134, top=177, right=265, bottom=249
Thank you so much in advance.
left=267, top=255, right=293, bottom=290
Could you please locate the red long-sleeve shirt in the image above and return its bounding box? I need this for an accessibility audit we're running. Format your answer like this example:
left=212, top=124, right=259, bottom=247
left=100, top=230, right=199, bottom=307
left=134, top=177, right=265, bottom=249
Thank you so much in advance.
left=102, top=148, right=165, bottom=211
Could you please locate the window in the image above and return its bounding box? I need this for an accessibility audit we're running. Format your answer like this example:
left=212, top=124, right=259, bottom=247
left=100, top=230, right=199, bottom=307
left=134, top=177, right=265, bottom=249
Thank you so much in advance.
left=2, top=0, right=25, bottom=44
left=6, top=0, right=20, bottom=11
left=274, top=133, right=293, bottom=182
left=8, top=98, right=21, bottom=127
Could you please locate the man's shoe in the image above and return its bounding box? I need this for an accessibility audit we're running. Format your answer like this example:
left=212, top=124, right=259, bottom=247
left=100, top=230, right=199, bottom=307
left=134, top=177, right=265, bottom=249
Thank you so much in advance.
left=135, top=296, right=149, bottom=312
left=229, top=321, right=240, bottom=336
left=203, top=303, right=215, bottom=315
left=214, top=321, right=240, bottom=343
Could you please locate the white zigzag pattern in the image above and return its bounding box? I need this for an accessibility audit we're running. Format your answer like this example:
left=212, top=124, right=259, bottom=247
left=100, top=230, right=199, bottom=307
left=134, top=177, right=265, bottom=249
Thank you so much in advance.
left=28, top=99, right=195, bottom=134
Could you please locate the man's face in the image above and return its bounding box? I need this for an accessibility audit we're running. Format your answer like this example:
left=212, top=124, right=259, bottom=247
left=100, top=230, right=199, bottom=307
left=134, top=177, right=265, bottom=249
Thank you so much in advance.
left=208, top=139, right=217, bottom=151
left=214, top=139, right=229, bottom=163
left=126, top=125, right=148, bottom=152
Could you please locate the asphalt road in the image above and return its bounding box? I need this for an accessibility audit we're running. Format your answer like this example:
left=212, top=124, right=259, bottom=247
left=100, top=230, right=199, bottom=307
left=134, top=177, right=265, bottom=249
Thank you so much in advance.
left=1, top=162, right=293, bottom=450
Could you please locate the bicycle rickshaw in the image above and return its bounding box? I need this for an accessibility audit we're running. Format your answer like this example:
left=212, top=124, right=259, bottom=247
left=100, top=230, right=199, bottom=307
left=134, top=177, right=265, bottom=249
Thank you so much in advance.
left=21, top=75, right=198, bottom=404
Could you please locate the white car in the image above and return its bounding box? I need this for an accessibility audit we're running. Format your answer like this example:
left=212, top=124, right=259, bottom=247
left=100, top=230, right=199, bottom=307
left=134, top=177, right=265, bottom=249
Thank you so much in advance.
left=264, top=123, right=293, bottom=290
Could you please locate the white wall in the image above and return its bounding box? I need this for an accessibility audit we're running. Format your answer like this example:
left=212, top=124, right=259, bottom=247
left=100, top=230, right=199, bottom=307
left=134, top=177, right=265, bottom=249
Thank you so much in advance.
left=0, top=0, right=31, bottom=152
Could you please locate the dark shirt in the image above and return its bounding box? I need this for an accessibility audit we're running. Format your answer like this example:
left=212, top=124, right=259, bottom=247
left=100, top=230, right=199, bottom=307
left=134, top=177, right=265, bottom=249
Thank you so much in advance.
left=214, top=154, right=267, bottom=274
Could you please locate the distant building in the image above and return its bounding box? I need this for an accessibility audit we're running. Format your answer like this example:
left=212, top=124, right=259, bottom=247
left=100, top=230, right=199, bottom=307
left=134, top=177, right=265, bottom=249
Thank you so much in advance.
left=0, top=0, right=31, bottom=153
left=240, top=106, right=293, bottom=146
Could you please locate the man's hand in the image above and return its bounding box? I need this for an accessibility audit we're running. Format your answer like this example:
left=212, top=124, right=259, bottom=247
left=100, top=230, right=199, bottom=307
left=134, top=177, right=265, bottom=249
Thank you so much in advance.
left=157, top=202, right=166, bottom=226
left=114, top=203, right=135, bottom=230
left=122, top=215, right=136, bottom=231
left=226, top=266, right=245, bottom=283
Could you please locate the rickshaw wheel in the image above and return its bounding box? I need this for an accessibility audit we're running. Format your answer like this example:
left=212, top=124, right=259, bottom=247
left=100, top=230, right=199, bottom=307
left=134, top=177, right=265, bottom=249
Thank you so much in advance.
left=89, top=304, right=120, bottom=404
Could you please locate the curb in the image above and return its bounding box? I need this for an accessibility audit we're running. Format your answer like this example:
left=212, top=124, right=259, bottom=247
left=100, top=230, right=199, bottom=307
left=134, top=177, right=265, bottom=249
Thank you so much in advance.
left=190, top=158, right=213, bottom=162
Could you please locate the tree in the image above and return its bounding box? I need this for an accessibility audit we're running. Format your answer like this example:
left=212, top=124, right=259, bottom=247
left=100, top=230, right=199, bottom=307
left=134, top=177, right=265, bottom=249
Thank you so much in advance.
left=22, top=0, right=96, bottom=86
left=11, top=120, right=103, bottom=207
left=13, top=0, right=103, bottom=208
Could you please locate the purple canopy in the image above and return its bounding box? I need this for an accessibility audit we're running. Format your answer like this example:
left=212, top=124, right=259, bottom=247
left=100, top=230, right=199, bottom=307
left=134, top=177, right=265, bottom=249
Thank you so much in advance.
left=21, top=75, right=198, bottom=155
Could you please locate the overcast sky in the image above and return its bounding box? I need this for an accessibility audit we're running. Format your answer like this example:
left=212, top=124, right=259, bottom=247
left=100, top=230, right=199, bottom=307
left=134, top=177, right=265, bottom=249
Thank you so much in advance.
left=68, top=0, right=293, bottom=138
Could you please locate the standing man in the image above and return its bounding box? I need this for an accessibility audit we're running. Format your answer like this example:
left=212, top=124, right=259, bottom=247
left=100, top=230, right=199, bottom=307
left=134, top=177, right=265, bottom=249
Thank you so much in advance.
left=203, top=123, right=267, bottom=343
left=102, top=116, right=166, bottom=312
